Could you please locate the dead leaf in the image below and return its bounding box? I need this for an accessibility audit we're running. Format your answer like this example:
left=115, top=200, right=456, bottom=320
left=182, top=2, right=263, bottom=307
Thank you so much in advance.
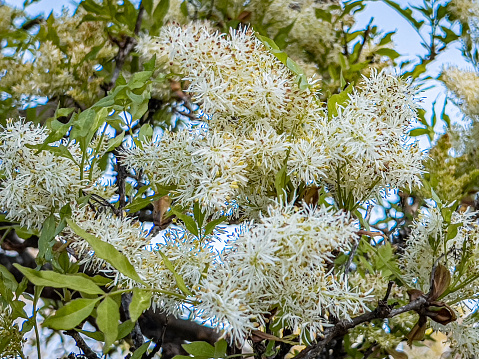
left=425, top=302, right=457, bottom=325
left=152, top=196, right=172, bottom=228
left=407, top=289, right=424, bottom=302
left=406, top=316, right=427, bottom=346
left=386, top=348, right=408, bottom=359
left=428, top=264, right=451, bottom=301
left=302, top=186, right=319, bottom=206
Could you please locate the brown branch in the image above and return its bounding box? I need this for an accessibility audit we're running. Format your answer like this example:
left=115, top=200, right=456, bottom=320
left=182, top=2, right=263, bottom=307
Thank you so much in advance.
left=121, top=293, right=145, bottom=351
left=294, top=289, right=427, bottom=359
left=355, top=229, right=388, bottom=240
left=64, top=330, right=99, bottom=359
left=107, top=2, right=145, bottom=90
left=145, top=317, right=168, bottom=359
left=355, top=18, right=373, bottom=64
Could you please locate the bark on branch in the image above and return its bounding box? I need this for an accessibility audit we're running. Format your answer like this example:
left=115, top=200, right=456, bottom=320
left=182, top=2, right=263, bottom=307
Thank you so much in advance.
left=295, top=283, right=427, bottom=359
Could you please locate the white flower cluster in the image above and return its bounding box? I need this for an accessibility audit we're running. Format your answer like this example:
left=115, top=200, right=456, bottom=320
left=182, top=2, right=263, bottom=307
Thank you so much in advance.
left=402, top=205, right=479, bottom=300
left=194, top=203, right=368, bottom=342
left=0, top=120, right=83, bottom=229
left=64, top=201, right=367, bottom=343
left=64, top=203, right=215, bottom=316
left=321, top=70, right=424, bottom=204
left=131, top=23, right=423, bottom=214
left=432, top=312, right=479, bottom=358
left=0, top=8, right=116, bottom=107
left=442, top=66, right=479, bottom=117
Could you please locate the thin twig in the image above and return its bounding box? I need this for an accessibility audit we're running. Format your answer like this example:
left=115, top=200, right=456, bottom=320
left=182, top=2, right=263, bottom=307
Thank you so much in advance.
left=343, top=240, right=359, bottom=280
left=107, top=2, right=145, bottom=90
left=65, top=330, right=99, bottom=359
left=144, top=317, right=169, bottom=359
left=355, top=18, right=373, bottom=63
left=355, top=229, right=388, bottom=240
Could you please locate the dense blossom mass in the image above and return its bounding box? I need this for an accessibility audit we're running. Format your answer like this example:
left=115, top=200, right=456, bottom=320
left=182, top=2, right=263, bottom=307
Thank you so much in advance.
left=0, top=21, right=427, bottom=345
left=3, top=0, right=479, bottom=357
left=129, top=22, right=423, bottom=216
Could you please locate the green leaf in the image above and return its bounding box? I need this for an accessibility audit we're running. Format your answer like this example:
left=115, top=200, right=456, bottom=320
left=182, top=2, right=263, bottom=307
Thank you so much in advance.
left=182, top=341, right=215, bottom=358
left=28, top=143, right=78, bottom=165
left=97, top=296, right=120, bottom=352
left=129, top=287, right=152, bottom=322
left=152, top=0, right=170, bottom=32
left=158, top=251, right=193, bottom=296
left=128, top=71, right=153, bottom=89
left=37, top=214, right=56, bottom=262
left=408, top=128, right=429, bottom=137
left=144, top=54, right=157, bottom=71
left=43, top=298, right=100, bottom=330
left=138, top=123, right=153, bottom=141
left=105, top=132, right=125, bottom=152
left=327, top=83, right=354, bottom=119
left=70, top=108, right=96, bottom=139
left=214, top=339, right=228, bottom=358
left=193, top=202, right=206, bottom=228
left=131, top=341, right=151, bottom=359
left=315, top=8, right=332, bottom=22
left=204, top=217, right=226, bottom=237
left=13, top=265, right=104, bottom=295
left=170, top=207, right=199, bottom=237
left=382, top=0, right=424, bottom=30
left=66, top=219, right=145, bottom=284
left=125, top=189, right=170, bottom=213
left=117, top=319, right=135, bottom=340
left=378, top=31, right=395, bottom=46
left=78, top=329, right=104, bottom=341
left=275, top=153, right=290, bottom=202
left=375, top=48, right=400, bottom=59
left=273, top=20, right=295, bottom=49
left=143, top=0, right=154, bottom=15
left=446, top=223, right=462, bottom=241
left=0, top=264, right=18, bottom=293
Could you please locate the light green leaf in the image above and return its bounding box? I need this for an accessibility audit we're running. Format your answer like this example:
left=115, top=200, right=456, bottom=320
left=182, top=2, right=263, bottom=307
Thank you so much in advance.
left=105, top=132, right=125, bottom=152
left=66, top=219, right=145, bottom=284
left=131, top=341, right=151, bottom=359
left=128, top=71, right=153, bottom=89
left=327, top=83, right=354, bottom=119
left=182, top=341, right=215, bottom=358
left=159, top=251, right=192, bottom=296
left=43, top=298, right=100, bottom=330
left=97, top=296, right=120, bottom=352
left=170, top=207, right=199, bottom=237
left=204, top=217, right=226, bottom=237
left=129, top=287, right=152, bottom=322
left=13, top=265, right=104, bottom=295
left=138, top=123, right=153, bottom=141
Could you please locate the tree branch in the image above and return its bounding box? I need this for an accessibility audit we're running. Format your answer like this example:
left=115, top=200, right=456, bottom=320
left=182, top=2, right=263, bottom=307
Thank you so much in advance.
left=107, top=2, right=145, bottom=90
left=294, top=289, right=427, bottom=359
left=64, top=330, right=99, bottom=359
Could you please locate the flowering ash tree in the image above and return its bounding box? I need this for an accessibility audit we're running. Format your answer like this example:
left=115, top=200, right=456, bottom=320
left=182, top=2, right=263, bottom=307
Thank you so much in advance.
left=1, top=0, right=479, bottom=358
